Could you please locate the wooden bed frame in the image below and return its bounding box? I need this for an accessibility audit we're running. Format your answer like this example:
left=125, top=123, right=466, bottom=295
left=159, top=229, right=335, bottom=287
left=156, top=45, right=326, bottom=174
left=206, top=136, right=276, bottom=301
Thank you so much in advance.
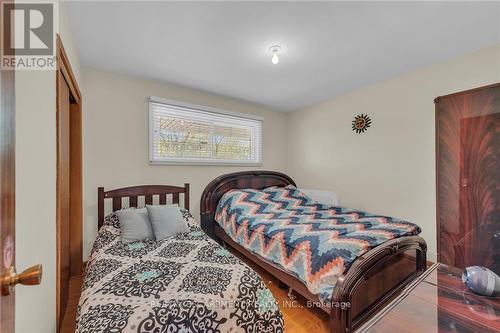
left=97, top=184, right=190, bottom=229
left=201, top=171, right=427, bottom=333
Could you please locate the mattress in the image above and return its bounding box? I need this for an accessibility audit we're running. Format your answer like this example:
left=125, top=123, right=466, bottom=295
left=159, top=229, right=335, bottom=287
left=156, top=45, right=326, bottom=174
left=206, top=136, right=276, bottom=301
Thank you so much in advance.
left=76, top=209, right=284, bottom=333
left=215, top=185, right=421, bottom=302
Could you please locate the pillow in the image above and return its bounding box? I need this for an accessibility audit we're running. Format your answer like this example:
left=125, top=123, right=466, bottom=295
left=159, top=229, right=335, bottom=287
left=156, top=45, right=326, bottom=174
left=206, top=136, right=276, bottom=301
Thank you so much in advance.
left=116, top=208, right=155, bottom=243
left=299, top=188, right=340, bottom=206
left=146, top=204, right=189, bottom=240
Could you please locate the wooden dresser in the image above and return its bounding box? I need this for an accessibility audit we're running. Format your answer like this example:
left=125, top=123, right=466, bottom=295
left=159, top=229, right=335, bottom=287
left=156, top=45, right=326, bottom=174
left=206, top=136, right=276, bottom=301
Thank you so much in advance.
left=358, top=263, right=500, bottom=333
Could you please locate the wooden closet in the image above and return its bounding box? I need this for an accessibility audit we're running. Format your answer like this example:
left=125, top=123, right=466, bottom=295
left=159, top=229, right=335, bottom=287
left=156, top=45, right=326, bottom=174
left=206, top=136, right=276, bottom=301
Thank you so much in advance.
left=56, top=35, right=83, bottom=330
left=435, top=83, right=500, bottom=274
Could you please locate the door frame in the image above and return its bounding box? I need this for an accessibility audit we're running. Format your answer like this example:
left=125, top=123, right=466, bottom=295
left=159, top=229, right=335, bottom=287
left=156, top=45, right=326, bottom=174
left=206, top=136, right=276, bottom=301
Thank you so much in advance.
left=0, top=30, right=16, bottom=333
left=55, top=34, right=82, bottom=328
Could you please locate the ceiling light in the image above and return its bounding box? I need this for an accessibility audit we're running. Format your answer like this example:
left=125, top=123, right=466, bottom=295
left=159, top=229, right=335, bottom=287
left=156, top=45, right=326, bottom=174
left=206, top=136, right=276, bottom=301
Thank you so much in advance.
left=269, top=45, right=281, bottom=65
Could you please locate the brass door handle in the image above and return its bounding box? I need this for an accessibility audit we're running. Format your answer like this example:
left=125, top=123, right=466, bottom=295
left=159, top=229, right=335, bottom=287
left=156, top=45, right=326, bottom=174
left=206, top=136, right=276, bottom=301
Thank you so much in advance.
left=1, top=264, right=42, bottom=295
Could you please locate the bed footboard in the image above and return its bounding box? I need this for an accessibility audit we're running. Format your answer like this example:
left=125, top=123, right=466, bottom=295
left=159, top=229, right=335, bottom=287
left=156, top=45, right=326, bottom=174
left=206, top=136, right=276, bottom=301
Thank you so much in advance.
left=330, top=236, right=427, bottom=333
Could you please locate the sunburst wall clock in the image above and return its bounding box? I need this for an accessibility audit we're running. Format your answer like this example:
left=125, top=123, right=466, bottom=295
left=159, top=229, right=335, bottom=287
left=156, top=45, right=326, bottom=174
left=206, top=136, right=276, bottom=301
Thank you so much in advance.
left=352, top=114, right=372, bottom=134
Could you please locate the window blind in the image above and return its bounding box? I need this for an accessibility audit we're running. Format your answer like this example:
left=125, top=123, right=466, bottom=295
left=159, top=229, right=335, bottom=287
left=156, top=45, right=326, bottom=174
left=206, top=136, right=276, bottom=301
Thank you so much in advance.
left=149, top=98, right=262, bottom=165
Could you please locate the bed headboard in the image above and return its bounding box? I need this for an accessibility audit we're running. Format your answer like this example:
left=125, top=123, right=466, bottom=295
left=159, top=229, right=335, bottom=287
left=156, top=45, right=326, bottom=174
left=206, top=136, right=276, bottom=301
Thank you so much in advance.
left=98, top=184, right=190, bottom=229
left=200, top=171, right=296, bottom=239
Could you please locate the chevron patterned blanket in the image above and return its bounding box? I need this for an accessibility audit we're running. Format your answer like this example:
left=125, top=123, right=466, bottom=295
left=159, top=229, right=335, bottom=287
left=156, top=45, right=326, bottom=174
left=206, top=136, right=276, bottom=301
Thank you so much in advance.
left=215, top=185, right=421, bottom=302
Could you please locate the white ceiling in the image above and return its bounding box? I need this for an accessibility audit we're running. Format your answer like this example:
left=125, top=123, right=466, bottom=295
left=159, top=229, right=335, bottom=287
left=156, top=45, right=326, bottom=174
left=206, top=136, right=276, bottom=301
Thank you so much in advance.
left=66, top=1, right=500, bottom=111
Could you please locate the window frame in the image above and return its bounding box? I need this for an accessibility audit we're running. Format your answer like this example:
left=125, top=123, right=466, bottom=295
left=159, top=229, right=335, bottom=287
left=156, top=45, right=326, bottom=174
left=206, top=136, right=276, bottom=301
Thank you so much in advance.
left=148, top=96, right=263, bottom=166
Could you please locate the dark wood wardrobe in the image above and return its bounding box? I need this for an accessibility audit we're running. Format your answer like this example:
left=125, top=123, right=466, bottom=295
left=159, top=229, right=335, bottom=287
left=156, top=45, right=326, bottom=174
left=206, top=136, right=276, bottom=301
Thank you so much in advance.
left=436, top=83, right=500, bottom=274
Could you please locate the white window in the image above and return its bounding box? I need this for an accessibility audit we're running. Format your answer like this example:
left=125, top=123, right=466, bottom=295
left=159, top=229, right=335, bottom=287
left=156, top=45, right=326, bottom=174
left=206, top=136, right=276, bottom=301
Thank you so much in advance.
left=149, top=97, right=263, bottom=165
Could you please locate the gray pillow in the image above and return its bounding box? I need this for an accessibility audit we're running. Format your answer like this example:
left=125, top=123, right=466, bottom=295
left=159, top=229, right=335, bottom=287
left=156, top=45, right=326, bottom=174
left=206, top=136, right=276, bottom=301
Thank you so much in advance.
left=146, top=204, right=189, bottom=240
left=116, top=208, right=154, bottom=243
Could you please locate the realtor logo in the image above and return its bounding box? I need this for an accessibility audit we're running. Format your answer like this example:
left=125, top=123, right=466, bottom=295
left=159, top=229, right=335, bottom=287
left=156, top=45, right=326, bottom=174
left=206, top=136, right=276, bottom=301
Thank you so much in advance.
left=1, top=1, right=56, bottom=70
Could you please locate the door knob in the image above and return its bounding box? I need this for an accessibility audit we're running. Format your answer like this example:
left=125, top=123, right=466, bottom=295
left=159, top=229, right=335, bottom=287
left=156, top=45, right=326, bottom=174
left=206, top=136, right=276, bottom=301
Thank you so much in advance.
left=1, top=264, right=42, bottom=295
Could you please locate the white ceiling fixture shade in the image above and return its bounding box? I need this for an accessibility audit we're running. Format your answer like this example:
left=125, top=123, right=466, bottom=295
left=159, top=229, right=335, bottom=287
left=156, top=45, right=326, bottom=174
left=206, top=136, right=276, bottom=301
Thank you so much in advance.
left=67, top=2, right=500, bottom=111
left=270, top=45, right=281, bottom=65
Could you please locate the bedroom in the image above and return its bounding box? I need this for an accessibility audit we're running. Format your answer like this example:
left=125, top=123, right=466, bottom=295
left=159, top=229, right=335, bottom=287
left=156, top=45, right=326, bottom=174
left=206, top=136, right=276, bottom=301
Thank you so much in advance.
left=0, top=1, right=499, bottom=332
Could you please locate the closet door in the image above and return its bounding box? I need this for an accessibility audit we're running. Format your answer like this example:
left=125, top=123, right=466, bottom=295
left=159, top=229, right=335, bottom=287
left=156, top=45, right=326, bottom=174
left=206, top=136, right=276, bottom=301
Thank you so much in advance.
left=56, top=73, right=71, bottom=325
left=436, top=84, right=500, bottom=274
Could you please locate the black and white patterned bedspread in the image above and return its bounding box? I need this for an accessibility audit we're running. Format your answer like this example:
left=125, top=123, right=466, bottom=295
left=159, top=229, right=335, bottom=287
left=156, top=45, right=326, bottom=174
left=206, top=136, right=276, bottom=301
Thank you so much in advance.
left=76, top=210, right=284, bottom=333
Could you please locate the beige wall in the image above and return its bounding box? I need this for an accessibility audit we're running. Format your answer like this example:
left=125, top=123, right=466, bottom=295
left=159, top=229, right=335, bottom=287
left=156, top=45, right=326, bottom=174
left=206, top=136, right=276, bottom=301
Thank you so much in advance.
left=58, top=1, right=82, bottom=85
left=83, top=45, right=500, bottom=261
left=15, top=70, right=57, bottom=333
left=287, top=45, right=500, bottom=260
left=81, top=68, right=288, bottom=258
left=15, top=1, right=81, bottom=331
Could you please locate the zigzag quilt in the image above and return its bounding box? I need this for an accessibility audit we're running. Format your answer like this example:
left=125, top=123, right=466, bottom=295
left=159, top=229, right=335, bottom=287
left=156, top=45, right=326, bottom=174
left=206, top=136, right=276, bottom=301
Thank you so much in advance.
left=215, top=185, right=421, bottom=302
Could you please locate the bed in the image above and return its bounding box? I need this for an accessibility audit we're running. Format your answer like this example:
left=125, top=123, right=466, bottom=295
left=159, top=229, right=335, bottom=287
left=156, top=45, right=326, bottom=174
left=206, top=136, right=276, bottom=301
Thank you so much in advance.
left=76, top=184, right=284, bottom=333
left=201, top=171, right=427, bottom=333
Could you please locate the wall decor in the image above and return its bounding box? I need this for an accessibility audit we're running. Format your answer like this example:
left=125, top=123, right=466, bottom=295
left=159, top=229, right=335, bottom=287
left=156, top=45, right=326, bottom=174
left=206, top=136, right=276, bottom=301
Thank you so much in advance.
left=352, top=114, right=372, bottom=133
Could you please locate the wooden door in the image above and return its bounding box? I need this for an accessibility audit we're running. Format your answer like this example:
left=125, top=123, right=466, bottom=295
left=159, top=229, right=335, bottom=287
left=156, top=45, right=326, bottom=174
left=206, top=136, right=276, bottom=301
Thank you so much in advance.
left=0, top=50, right=16, bottom=333
left=0, top=2, right=43, bottom=330
left=436, top=83, right=500, bottom=274
left=55, top=35, right=83, bottom=330
left=56, top=73, right=71, bottom=325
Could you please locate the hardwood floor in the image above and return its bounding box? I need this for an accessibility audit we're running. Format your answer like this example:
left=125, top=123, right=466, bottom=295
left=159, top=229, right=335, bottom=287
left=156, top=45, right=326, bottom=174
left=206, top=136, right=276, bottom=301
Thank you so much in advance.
left=59, top=260, right=330, bottom=333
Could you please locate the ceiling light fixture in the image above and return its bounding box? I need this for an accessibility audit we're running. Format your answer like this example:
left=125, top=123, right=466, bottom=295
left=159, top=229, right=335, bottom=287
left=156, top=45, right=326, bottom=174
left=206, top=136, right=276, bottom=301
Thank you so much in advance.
left=269, top=45, right=281, bottom=65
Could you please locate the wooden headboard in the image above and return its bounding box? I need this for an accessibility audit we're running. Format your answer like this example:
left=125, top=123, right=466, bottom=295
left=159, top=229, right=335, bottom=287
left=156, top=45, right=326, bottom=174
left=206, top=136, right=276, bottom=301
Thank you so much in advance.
left=200, top=171, right=295, bottom=239
left=98, top=184, right=190, bottom=229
